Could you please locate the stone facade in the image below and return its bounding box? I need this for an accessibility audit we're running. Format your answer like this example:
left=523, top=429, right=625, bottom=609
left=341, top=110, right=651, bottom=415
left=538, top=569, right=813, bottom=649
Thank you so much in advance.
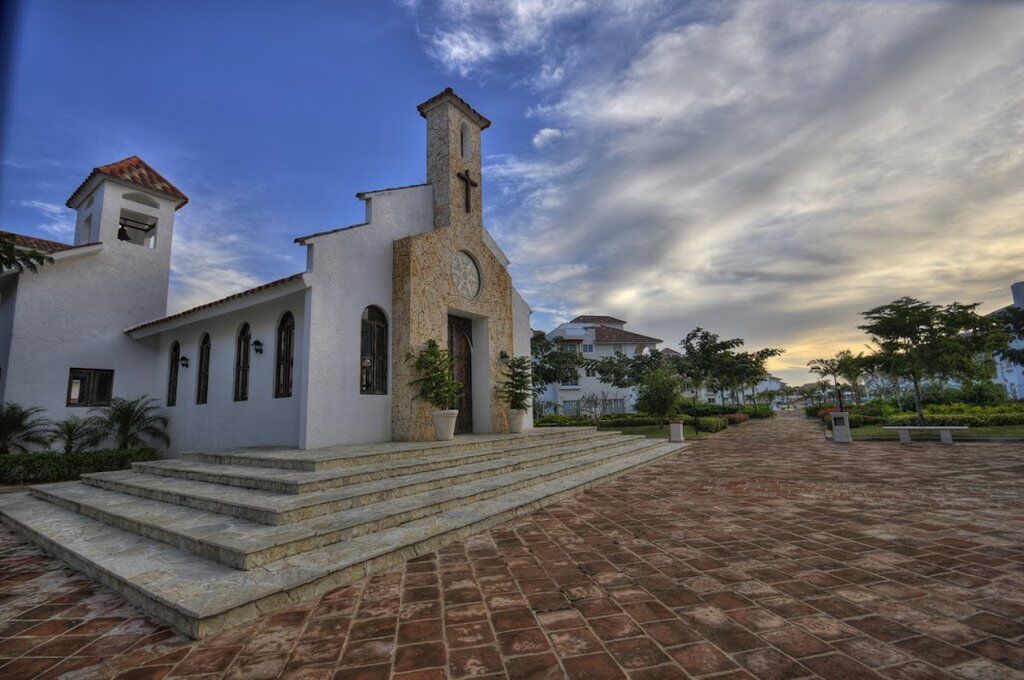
left=391, top=92, right=515, bottom=441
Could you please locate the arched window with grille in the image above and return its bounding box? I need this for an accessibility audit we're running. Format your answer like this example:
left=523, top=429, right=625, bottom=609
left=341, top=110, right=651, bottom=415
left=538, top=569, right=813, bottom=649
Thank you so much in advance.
left=196, top=333, right=211, bottom=404
left=275, top=312, right=295, bottom=398
left=167, top=341, right=180, bottom=407
left=360, top=306, right=388, bottom=395
left=234, top=323, right=251, bottom=402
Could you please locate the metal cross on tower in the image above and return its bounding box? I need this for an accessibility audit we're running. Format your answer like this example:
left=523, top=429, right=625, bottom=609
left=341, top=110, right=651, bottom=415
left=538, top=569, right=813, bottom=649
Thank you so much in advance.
left=456, top=169, right=478, bottom=213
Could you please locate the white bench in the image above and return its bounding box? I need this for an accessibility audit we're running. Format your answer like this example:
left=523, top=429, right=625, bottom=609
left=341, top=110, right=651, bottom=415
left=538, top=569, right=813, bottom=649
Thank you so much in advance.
left=882, top=425, right=968, bottom=445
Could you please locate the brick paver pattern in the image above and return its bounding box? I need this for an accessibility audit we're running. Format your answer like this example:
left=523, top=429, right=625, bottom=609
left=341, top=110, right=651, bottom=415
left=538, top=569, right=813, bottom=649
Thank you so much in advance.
left=1, top=412, right=1023, bottom=679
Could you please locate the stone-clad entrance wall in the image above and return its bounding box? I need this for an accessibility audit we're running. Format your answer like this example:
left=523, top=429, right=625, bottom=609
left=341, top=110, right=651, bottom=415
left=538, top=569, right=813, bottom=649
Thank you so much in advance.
left=391, top=223, right=514, bottom=441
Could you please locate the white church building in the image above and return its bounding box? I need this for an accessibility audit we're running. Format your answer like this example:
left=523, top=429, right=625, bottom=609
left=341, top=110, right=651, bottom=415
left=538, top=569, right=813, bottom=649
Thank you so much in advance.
left=1, top=89, right=533, bottom=455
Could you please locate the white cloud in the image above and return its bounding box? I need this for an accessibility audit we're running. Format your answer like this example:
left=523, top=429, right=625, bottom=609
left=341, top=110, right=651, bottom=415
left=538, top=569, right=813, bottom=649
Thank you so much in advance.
left=429, top=30, right=496, bottom=76
left=20, top=200, right=75, bottom=239
left=164, top=184, right=305, bottom=313
left=531, top=127, right=562, bottom=148
left=413, top=0, right=1024, bottom=384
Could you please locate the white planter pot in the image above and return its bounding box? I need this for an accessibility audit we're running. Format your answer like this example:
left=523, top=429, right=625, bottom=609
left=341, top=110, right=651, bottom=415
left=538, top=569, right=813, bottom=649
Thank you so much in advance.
left=432, top=410, right=459, bottom=441
left=507, top=408, right=528, bottom=433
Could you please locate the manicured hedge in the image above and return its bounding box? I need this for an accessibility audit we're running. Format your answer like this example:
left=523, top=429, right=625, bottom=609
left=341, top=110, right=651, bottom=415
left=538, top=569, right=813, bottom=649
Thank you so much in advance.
left=883, top=413, right=1024, bottom=427
left=724, top=412, right=750, bottom=425
left=597, top=416, right=663, bottom=427
left=696, top=416, right=728, bottom=433
left=677, top=402, right=733, bottom=417
left=740, top=405, right=774, bottom=418
left=0, top=448, right=158, bottom=486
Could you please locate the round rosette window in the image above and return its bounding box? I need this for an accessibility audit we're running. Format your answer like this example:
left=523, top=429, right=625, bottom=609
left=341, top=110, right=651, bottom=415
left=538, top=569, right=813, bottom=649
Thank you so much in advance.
left=452, top=250, right=482, bottom=300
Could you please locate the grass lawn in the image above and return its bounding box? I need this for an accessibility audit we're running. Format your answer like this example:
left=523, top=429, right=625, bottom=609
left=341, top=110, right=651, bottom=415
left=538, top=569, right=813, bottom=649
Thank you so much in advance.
left=848, top=424, right=1024, bottom=440
left=596, top=423, right=708, bottom=440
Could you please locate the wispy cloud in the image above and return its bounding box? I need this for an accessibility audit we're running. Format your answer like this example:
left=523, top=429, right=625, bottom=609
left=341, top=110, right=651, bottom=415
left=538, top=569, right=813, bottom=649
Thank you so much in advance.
left=531, top=128, right=562, bottom=149
left=166, top=181, right=305, bottom=313
left=19, top=200, right=75, bottom=239
left=409, top=0, right=1024, bottom=383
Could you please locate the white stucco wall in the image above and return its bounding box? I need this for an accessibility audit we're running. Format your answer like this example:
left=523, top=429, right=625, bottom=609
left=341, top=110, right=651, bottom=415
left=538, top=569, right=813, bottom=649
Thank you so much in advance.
left=512, top=288, right=534, bottom=428
left=299, top=185, right=434, bottom=449
left=150, top=291, right=306, bottom=455
left=2, top=217, right=176, bottom=430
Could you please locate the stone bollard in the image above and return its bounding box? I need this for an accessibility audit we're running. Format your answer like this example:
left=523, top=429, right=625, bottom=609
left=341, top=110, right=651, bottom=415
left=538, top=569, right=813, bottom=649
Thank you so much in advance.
left=669, top=420, right=686, bottom=443
left=830, top=412, right=852, bottom=443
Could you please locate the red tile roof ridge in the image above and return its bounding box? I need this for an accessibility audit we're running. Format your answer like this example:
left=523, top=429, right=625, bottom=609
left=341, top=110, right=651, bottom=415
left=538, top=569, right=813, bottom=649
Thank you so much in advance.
left=594, top=326, right=662, bottom=345
left=66, top=155, right=188, bottom=210
left=3, top=231, right=74, bottom=253
left=571, top=314, right=628, bottom=325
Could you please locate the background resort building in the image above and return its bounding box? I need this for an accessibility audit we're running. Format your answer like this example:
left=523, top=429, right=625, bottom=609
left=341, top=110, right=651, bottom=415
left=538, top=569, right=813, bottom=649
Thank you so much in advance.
left=537, top=315, right=662, bottom=416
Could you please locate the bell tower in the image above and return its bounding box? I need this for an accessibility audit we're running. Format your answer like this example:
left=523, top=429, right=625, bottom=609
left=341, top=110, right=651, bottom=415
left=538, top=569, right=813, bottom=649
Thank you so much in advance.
left=417, top=88, right=491, bottom=232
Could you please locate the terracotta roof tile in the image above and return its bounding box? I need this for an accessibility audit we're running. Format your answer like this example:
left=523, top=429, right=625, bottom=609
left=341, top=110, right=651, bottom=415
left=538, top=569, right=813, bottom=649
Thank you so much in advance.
left=661, top=347, right=682, bottom=356
left=66, top=156, right=188, bottom=210
left=416, top=88, right=491, bottom=129
left=3, top=231, right=75, bottom=253
left=571, top=315, right=627, bottom=325
left=594, top=326, right=662, bottom=345
left=126, top=273, right=304, bottom=333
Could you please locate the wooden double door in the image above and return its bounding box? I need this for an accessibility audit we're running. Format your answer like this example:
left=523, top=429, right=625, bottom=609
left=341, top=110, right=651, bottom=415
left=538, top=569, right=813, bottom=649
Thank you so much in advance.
left=447, top=315, right=473, bottom=434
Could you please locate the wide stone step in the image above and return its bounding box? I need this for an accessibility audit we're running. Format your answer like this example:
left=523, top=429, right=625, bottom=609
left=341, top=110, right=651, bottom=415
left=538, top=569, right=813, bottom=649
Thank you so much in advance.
left=33, top=437, right=666, bottom=570
left=82, top=437, right=657, bottom=525
left=132, top=431, right=625, bottom=494
left=0, top=441, right=685, bottom=639
left=185, top=427, right=598, bottom=471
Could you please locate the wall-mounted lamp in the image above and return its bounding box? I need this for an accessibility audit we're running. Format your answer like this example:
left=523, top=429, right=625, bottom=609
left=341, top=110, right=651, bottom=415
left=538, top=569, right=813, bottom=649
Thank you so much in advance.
left=499, top=350, right=510, bottom=363
left=179, top=356, right=190, bottom=368
left=253, top=340, right=264, bottom=354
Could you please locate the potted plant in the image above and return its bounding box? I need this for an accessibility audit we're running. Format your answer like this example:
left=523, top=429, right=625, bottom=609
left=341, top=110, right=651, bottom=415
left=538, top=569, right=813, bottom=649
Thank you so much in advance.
left=406, top=340, right=463, bottom=441
left=498, top=356, right=533, bottom=433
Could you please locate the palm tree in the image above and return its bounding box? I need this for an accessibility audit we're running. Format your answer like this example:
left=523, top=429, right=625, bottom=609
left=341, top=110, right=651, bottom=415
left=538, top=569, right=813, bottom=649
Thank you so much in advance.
left=836, top=350, right=866, bottom=405
left=91, top=396, right=170, bottom=450
left=808, top=356, right=845, bottom=411
left=48, top=416, right=105, bottom=455
left=0, top=232, right=52, bottom=273
left=0, top=402, right=51, bottom=454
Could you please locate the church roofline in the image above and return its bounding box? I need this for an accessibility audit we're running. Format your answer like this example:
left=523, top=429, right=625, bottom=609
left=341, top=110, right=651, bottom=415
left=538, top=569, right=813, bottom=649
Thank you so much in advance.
left=355, top=182, right=431, bottom=200
left=126, top=272, right=306, bottom=336
left=294, top=222, right=369, bottom=244
left=416, top=88, right=491, bottom=129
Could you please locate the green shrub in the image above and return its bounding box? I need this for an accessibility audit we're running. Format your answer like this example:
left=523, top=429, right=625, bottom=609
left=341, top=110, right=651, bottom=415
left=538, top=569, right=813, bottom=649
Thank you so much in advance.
left=677, top=402, right=731, bottom=417
left=741, top=405, right=774, bottom=418
left=724, top=412, right=750, bottom=425
left=597, top=416, right=664, bottom=427
left=0, top=448, right=158, bottom=486
left=924, top=402, right=1024, bottom=415
left=884, top=413, right=1024, bottom=427
left=696, top=417, right=728, bottom=433
left=534, top=415, right=587, bottom=427
left=805, top=404, right=835, bottom=418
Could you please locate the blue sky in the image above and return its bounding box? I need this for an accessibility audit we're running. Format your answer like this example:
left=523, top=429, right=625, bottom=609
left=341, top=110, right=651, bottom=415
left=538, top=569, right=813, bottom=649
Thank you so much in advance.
left=3, top=1, right=1024, bottom=384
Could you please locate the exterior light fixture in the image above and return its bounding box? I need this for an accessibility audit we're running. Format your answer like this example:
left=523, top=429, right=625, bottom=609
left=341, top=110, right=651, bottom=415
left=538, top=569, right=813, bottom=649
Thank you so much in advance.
left=499, top=350, right=510, bottom=363
left=253, top=340, right=264, bottom=354
left=179, top=356, right=190, bottom=368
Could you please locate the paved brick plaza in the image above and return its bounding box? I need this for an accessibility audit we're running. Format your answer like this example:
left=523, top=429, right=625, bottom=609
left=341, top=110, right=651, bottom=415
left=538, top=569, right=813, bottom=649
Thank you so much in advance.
left=1, top=412, right=1023, bottom=679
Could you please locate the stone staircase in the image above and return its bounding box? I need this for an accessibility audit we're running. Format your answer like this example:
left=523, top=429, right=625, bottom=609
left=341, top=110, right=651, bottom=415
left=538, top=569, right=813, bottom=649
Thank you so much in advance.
left=0, top=427, right=687, bottom=638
